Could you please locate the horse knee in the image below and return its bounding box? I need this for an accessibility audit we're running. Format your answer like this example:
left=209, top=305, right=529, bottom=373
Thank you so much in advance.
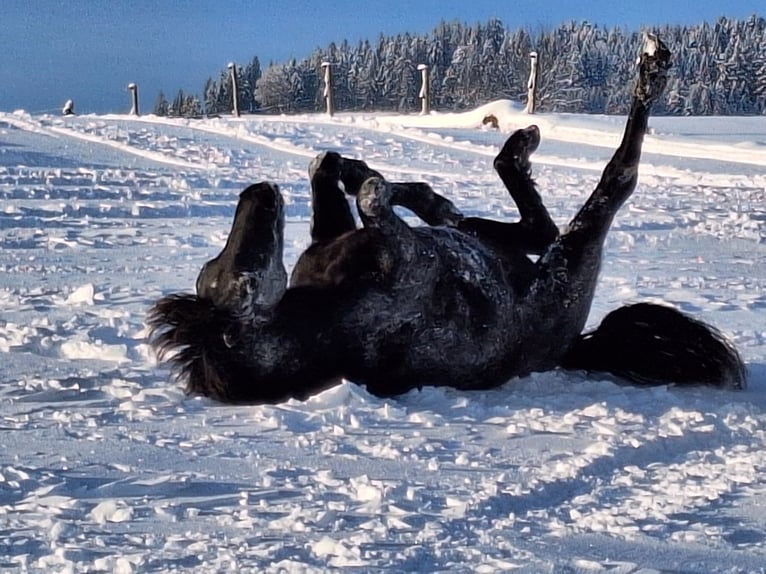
left=310, top=151, right=384, bottom=197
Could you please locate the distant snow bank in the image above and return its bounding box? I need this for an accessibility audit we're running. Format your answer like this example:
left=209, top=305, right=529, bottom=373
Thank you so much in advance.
left=8, top=99, right=764, bottom=169
left=373, top=99, right=527, bottom=131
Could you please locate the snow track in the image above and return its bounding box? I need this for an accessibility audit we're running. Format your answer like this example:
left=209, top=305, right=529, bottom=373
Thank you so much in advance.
left=0, top=108, right=765, bottom=572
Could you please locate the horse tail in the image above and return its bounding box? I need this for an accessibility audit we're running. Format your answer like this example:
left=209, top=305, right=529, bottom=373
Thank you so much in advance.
left=561, top=302, right=746, bottom=389
left=147, top=293, right=249, bottom=402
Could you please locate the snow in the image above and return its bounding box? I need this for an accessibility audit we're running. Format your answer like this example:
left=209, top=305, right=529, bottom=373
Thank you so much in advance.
left=1, top=103, right=765, bottom=573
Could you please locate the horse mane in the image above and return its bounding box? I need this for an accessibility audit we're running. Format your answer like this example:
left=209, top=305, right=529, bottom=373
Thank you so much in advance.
left=147, top=293, right=249, bottom=402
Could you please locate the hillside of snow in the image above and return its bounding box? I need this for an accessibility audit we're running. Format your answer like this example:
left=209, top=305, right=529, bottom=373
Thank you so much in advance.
left=1, top=104, right=765, bottom=573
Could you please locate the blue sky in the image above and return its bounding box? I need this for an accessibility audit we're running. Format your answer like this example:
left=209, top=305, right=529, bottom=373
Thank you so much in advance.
left=1, top=0, right=762, bottom=114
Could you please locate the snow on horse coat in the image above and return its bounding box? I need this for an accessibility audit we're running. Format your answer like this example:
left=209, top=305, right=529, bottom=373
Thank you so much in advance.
left=149, top=36, right=745, bottom=404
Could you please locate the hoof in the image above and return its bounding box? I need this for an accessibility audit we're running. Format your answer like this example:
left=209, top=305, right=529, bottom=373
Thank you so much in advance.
left=339, top=157, right=383, bottom=196
left=357, top=177, right=392, bottom=220
left=495, top=125, right=540, bottom=171
left=309, top=151, right=342, bottom=182
left=634, top=34, right=671, bottom=106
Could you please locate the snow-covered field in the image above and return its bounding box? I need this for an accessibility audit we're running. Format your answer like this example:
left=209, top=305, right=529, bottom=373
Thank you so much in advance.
left=1, top=102, right=765, bottom=573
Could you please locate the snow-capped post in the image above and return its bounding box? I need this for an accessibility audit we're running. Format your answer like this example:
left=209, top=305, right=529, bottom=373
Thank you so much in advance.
left=321, top=62, right=334, bottom=117
left=525, top=51, right=538, bottom=114
left=128, top=83, right=139, bottom=116
left=417, top=64, right=430, bottom=115
left=228, top=62, right=240, bottom=117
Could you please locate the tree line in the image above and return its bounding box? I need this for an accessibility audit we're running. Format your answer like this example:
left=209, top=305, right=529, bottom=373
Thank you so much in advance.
left=154, top=15, right=766, bottom=117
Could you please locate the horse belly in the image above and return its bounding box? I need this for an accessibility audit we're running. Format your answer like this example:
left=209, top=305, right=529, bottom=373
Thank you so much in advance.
left=344, top=230, right=521, bottom=394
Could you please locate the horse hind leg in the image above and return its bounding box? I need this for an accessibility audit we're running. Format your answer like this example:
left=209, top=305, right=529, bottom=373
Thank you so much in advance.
left=548, top=36, right=670, bottom=294
left=459, top=124, right=559, bottom=255
left=557, top=37, right=745, bottom=389
left=196, top=182, right=287, bottom=318
left=568, top=34, right=671, bottom=238
left=495, top=124, right=559, bottom=251
left=520, top=35, right=671, bottom=368
left=548, top=34, right=670, bottom=277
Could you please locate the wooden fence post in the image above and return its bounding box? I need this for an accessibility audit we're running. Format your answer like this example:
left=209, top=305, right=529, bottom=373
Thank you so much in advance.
left=417, top=64, right=430, bottom=114
left=128, top=83, right=139, bottom=116
left=321, top=62, right=334, bottom=116
left=525, top=52, right=538, bottom=114
left=228, top=62, right=240, bottom=117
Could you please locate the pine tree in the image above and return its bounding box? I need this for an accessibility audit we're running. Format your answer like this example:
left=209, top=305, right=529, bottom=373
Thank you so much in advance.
left=153, top=91, right=170, bottom=116
left=177, top=15, right=766, bottom=117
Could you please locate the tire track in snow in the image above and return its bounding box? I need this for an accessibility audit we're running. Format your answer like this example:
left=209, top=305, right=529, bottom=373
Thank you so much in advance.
left=191, top=107, right=766, bottom=168
left=92, top=114, right=482, bottom=181
left=10, top=111, right=765, bottom=185
left=1, top=112, right=210, bottom=171
left=96, top=114, right=766, bottom=186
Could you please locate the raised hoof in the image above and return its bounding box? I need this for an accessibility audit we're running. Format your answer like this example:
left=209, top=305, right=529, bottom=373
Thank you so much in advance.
left=339, top=157, right=383, bottom=196
left=495, top=125, right=540, bottom=171
left=308, top=151, right=343, bottom=182
left=634, top=34, right=671, bottom=106
left=357, top=177, right=393, bottom=220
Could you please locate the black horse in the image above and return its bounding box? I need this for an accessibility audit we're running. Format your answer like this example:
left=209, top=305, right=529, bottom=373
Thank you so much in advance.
left=149, top=37, right=746, bottom=404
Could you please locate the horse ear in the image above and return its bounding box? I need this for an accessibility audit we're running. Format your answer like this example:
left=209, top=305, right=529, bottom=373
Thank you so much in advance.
left=562, top=303, right=746, bottom=389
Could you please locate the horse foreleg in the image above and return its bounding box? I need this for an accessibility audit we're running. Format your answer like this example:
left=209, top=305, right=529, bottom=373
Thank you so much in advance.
left=459, top=125, right=559, bottom=255
left=390, top=182, right=464, bottom=226
left=337, top=154, right=462, bottom=226
left=308, top=151, right=357, bottom=244
left=356, top=177, right=423, bottom=275
left=292, top=152, right=385, bottom=288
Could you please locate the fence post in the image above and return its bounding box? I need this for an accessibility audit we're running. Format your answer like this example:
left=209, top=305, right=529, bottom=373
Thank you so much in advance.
left=417, top=64, right=430, bottom=114
left=525, top=52, right=538, bottom=114
left=321, top=62, right=334, bottom=117
left=128, top=83, right=139, bottom=116
left=228, top=62, right=240, bottom=117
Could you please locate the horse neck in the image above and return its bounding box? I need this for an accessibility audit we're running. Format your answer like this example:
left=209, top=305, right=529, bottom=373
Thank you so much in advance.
left=241, top=286, right=344, bottom=395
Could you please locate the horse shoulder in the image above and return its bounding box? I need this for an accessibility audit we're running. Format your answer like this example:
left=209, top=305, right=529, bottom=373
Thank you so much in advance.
left=290, top=228, right=392, bottom=288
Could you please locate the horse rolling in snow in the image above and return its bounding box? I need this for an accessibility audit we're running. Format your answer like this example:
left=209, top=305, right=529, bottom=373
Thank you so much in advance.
left=149, top=36, right=746, bottom=404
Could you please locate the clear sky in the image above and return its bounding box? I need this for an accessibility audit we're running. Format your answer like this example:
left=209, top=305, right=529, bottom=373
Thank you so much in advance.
left=1, top=0, right=762, bottom=114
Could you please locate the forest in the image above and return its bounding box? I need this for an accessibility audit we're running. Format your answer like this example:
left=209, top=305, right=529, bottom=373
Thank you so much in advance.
left=154, top=15, right=766, bottom=117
